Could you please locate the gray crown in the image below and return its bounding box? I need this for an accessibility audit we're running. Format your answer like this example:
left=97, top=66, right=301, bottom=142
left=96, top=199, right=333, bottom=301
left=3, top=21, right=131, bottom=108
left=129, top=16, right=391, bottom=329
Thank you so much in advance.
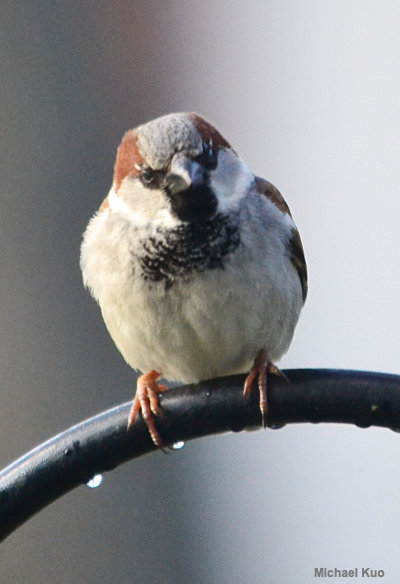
left=137, top=113, right=203, bottom=170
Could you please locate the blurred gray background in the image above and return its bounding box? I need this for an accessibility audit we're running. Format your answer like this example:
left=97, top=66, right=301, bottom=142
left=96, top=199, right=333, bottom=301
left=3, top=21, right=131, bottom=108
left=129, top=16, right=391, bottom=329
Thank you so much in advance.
left=1, top=1, right=400, bottom=582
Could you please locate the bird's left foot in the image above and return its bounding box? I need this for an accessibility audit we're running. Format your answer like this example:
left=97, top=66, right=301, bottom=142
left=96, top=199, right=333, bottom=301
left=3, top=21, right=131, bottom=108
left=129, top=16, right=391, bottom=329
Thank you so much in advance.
left=243, top=350, right=288, bottom=427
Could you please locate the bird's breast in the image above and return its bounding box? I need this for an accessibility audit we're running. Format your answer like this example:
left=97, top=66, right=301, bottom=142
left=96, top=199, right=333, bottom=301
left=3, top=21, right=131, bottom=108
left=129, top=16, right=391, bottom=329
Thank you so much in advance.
left=136, top=211, right=241, bottom=287
left=81, top=203, right=303, bottom=382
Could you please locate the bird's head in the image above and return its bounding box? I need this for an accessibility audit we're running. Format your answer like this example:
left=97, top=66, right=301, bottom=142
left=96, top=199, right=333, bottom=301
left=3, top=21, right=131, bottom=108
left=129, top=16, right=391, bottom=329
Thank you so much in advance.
left=102, top=112, right=253, bottom=224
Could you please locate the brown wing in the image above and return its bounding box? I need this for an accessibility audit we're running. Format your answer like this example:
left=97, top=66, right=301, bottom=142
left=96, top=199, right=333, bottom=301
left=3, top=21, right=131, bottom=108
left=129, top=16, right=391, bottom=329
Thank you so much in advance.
left=289, top=228, right=308, bottom=303
left=255, top=176, right=308, bottom=303
left=254, top=176, right=292, bottom=216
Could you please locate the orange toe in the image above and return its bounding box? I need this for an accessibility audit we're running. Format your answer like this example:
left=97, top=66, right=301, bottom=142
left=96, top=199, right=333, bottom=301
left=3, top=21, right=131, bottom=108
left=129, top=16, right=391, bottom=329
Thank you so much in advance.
left=244, top=350, right=285, bottom=428
left=127, top=370, right=166, bottom=447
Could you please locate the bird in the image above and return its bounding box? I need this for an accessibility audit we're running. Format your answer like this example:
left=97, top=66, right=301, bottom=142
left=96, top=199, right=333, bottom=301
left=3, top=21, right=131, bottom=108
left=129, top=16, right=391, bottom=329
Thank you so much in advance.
left=80, top=112, right=307, bottom=447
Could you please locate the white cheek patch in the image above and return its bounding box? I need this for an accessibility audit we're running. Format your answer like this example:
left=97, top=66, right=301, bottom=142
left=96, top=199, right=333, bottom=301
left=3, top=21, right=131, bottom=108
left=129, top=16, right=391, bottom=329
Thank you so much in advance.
left=108, top=182, right=181, bottom=230
left=108, top=187, right=128, bottom=213
left=210, top=151, right=254, bottom=213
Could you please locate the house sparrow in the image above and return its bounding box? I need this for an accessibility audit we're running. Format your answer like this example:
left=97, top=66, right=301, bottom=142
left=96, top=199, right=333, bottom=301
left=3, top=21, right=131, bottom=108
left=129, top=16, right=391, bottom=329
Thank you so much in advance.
left=81, top=112, right=307, bottom=447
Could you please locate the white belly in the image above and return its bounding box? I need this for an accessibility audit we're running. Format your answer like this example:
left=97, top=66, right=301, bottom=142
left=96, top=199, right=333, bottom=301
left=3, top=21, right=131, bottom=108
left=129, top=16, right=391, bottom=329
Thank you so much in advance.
left=81, top=205, right=303, bottom=383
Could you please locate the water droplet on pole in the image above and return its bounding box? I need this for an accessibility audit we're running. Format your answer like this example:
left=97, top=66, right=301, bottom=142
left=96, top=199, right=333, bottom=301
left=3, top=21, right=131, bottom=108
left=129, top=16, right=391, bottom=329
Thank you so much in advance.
left=171, top=441, right=185, bottom=450
left=87, top=474, right=103, bottom=488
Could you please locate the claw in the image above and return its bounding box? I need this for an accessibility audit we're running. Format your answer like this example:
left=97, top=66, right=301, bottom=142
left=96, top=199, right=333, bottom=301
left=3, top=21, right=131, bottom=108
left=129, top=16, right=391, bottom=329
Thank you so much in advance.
left=243, top=350, right=286, bottom=427
left=127, top=370, right=167, bottom=447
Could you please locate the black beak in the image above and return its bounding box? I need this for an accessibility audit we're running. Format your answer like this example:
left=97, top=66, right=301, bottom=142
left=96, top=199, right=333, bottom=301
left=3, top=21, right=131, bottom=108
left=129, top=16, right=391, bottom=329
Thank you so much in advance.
left=163, top=153, right=217, bottom=222
left=164, top=153, right=205, bottom=196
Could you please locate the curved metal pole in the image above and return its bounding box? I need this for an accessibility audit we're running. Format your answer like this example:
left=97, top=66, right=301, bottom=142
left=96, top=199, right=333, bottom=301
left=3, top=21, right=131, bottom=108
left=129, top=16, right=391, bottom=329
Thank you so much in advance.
left=1, top=368, right=400, bottom=542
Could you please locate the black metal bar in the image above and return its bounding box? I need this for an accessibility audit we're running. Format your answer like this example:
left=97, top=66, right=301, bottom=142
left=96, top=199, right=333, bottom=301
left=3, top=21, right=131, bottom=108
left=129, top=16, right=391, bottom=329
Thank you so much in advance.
left=1, top=368, right=400, bottom=542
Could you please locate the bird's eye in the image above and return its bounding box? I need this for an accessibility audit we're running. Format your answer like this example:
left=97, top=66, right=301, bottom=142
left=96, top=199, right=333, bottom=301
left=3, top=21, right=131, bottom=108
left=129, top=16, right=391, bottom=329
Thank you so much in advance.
left=140, top=167, right=154, bottom=185
left=197, top=141, right=217, bottom=170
